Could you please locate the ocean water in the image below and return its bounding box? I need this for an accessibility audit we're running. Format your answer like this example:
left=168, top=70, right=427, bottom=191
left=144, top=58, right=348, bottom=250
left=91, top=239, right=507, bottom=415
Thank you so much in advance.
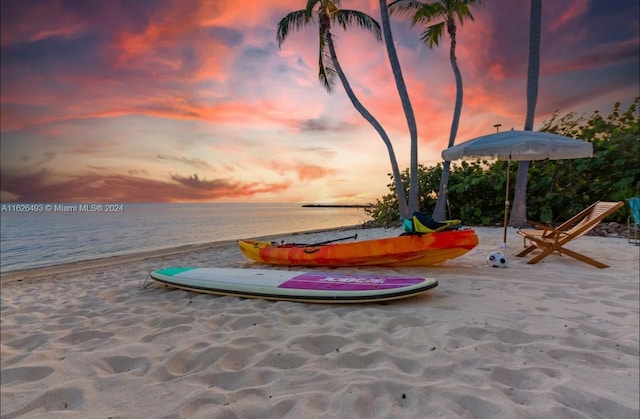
left=0, top=203, right=370, bottom=273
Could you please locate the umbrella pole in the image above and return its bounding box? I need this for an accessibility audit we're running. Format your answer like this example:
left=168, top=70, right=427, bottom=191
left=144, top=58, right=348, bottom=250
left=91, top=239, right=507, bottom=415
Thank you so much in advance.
left=501, top=159, right=511, bottom=248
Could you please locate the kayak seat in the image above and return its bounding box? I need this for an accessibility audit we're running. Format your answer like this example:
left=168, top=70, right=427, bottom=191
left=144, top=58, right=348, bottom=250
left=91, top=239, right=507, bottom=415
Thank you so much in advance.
left=403, top=212, right=461, bottom=234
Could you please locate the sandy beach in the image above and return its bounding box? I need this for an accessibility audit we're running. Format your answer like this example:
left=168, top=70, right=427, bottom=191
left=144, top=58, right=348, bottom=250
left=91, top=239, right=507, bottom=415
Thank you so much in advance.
left=1, top=226, right=638, bottom=418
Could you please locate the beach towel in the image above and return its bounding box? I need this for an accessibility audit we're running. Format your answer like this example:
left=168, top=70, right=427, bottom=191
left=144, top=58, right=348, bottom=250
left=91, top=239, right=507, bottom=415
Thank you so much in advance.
left=403, top=212, right=461, bottom=234
left=629, top=197, right=640, bottom=225
left=628, top=197, right=640, bottom=245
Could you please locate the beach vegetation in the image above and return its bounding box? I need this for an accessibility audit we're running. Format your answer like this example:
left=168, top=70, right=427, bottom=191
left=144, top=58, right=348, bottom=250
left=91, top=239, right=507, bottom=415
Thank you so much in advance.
left=366, top=99, right=640, bottom=226
left=389, top=0, right=482, bottom=222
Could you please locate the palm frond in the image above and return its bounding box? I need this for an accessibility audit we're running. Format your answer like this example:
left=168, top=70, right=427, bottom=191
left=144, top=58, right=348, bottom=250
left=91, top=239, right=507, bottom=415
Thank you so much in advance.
left=305, top=0, right=321, bottom=16
left=333, top=10, right=382, bottom=41
left=392, top=0, right=480, bottom=27
left=277, top=0, right=375, bottom=93
left=276, top=9, right=313, bottom=47
left=388, top=0, right=426, bottom=23
left=456, top=4, right=475, bottom=24
left=420, top=22, right=445, bottom=48
left=412, top=2, right=446, bottom=25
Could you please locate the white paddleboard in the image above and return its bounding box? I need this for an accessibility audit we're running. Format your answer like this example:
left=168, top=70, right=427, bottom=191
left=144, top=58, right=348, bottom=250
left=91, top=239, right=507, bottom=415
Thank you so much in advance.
left=149, top=267, right=438, bottom=303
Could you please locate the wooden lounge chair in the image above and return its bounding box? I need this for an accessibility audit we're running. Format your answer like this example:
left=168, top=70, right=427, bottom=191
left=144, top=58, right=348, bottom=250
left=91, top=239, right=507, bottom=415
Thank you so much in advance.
left=516, top=201, right=624, bottom=268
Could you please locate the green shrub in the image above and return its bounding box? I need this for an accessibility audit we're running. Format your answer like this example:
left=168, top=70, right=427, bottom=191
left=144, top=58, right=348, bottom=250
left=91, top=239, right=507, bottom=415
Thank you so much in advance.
left=366, top=99, right=639, bottom=225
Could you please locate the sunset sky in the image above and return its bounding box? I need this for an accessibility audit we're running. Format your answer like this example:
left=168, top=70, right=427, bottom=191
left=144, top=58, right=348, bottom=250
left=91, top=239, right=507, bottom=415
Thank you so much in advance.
left=1, top=0, right=638, bottom=204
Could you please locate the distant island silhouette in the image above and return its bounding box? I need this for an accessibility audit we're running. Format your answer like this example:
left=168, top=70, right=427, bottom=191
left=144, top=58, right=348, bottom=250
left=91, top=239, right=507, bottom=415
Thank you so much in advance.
left=302, top=204, right=372, bottom=208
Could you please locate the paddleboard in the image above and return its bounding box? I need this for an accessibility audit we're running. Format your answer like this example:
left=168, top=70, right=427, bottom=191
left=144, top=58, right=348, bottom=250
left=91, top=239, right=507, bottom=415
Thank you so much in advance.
left=148, top=267, right=438, bottom=303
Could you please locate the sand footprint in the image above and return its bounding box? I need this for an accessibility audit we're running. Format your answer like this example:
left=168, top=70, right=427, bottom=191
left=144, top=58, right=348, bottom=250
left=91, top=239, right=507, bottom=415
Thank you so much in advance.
left=495, top=328, right=540, bottom=344
left=384, top=352, right=425, bottom=376
left=196, top=367, right=282, bottom=393
left=447, top=392, right=510, bottom=418
left=253, top=350, right=308, bottom=370
left=447, top=326, right=494, bottom=342
left=145, top=314, right=196, bottom=329
left=217, top=343, right=271, bottom=372
left=151, top=344, right=227, bottom=382
left=333, top=349, right=387, bottom=370
left=421, top=362, right=457, bottom=382
left=620, top=293, right=639, bottom=301
left=2, top=386, right=84, bottom=419
left=177, top=396, right=232, bottom=418
left=5, top=333, right=51, bottom=352
left=607, top=311, right=629, bottom=318
left=56, top=330, right=113, bottom=346
left=94, top=355, right=151, bottom=377
left=491, top=366, right=560, bottom=390
left=383, top=315, right=426, bottom=333
left=140, top=325, right=192, bottom=343
left=179, top=390, right=297, bottom=419
left=545, top=348, right=630, bottom=368
left=226, top=314, right=271, bottom=330
left=553, top=385, right=639, bottom=419
left=0, top=366, right=54, bottom=385
left=288, top=334, right=351, bottom=356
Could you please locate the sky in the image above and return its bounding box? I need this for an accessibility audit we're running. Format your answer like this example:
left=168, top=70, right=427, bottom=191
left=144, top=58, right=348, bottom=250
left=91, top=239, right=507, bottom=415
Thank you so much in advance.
left=1, top=0, right=638, bottom=204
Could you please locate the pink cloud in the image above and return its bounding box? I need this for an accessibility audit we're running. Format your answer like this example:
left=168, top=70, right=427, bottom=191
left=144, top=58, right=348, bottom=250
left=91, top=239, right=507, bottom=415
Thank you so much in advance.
left=544, top=38, right=640, bottom=75
left=1, top=0, right=637, bottom=204
left=546, top=0, right=589, bottom=32
left=0, top=1, right=87, bottom=47
left=0, top=168, right=292, bottom=203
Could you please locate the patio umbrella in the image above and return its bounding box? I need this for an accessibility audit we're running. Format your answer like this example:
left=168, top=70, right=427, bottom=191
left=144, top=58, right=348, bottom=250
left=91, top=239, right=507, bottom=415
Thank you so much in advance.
left=442, top=129, right=593, bottom=247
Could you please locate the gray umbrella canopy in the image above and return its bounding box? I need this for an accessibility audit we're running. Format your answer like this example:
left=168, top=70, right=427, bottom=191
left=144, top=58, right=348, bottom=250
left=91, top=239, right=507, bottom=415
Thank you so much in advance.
left=441, top=129, right=593, bottom=247
left=442, top=129, right=593, bottom=161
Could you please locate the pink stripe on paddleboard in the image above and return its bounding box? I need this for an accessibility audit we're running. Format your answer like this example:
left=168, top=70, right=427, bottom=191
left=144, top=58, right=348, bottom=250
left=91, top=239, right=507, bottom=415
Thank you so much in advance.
left=278, top=273, right=424, bottom=291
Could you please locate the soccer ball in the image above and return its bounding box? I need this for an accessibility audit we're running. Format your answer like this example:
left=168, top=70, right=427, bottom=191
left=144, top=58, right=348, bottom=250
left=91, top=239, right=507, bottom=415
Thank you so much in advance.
left=487, top=251, right=507, bottom=268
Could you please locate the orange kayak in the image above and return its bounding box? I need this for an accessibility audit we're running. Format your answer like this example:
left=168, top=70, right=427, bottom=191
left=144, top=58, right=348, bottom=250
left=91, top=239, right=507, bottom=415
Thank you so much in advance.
left=238, top=229, right=479, bottom=267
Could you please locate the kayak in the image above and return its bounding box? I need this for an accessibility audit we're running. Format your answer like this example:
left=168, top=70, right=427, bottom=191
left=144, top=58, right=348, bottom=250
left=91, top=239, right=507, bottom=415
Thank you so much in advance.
left=238, top=229, right=479, bottom=267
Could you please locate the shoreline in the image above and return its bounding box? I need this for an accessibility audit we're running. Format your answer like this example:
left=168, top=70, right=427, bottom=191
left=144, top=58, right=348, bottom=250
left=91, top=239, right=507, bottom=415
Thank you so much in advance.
left=2, top=220, right=629, bottom=283
left=0, top=222, right=631, bottom=284
left=0, top=223, right=369, bottom=284
left=1, top=225, right=638, bottom=418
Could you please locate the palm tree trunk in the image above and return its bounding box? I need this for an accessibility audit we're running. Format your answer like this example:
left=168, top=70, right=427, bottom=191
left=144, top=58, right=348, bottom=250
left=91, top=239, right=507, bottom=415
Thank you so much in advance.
left=379, top=0, right=419, bottom=215
left=433, top=160, right=451, bottom=220
left=433, top=19, right=463, bottom=221
left=510, top=0, right=541, bottom=227
left=326, top=31, right=409, bottom=219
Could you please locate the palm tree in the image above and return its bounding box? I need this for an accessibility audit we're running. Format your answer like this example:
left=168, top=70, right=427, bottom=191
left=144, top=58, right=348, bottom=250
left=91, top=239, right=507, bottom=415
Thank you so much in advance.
left=510, top=0, right=541, bottom=226
left=277, top=0, right=410, bottom=219
left=390, top=0, right=481, bottom=221
left=378, top=0, right=420, bottom=215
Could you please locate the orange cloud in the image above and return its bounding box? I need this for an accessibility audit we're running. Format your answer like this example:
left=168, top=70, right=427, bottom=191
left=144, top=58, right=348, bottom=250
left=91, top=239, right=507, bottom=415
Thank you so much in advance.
left=296, top=163, right=336, bottom=181
left=268, top=161, right=337, bottom=182
left=1, top=0, right=637, bottom=205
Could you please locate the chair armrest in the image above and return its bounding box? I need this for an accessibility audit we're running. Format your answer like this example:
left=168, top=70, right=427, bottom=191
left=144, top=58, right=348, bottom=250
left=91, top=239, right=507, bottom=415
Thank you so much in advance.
left=520, top=221, right=568, bottom=239
left=524, top=220, right=554, bottom=231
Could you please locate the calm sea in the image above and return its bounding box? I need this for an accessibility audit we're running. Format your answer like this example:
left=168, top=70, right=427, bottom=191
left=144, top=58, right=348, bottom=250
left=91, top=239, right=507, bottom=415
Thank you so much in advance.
left=0, top=203, right=370, bottom=273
